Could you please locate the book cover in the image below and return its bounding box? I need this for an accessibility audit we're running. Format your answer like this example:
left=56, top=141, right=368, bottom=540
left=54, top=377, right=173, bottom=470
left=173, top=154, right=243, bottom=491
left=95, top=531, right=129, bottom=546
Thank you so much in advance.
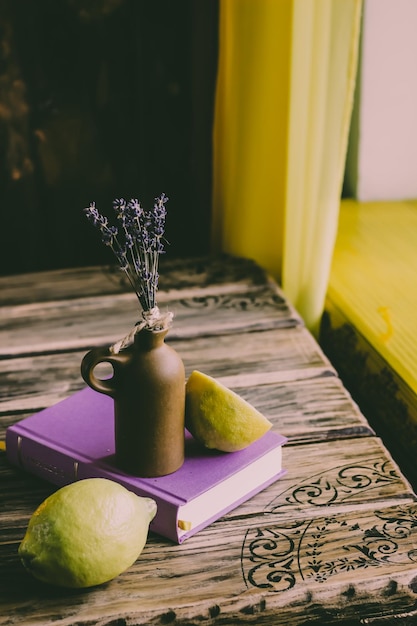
left=5, top=387, right=287, bottom=544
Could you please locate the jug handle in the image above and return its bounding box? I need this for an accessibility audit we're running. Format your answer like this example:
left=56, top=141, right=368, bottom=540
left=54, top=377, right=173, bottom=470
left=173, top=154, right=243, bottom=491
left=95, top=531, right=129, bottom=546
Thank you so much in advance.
left=81, top=347, right=127, bottom=397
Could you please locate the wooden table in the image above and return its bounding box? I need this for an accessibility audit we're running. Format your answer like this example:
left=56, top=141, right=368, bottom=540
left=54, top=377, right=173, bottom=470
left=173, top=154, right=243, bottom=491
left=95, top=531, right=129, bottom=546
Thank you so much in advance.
left=1, top=255, right=417, bottom=625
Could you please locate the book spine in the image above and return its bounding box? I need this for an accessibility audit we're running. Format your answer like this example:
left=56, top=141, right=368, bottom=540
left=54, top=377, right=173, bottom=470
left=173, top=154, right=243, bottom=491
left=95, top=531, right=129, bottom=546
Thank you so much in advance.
left=5, top=426, right=181, bottom=543
left=5, top=428, right=79, bottom=488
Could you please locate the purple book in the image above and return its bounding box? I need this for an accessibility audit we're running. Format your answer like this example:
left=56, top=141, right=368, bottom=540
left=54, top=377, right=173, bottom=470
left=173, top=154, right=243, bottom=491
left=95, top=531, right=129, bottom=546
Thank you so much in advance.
left=5, top=387, right=287, bottom=543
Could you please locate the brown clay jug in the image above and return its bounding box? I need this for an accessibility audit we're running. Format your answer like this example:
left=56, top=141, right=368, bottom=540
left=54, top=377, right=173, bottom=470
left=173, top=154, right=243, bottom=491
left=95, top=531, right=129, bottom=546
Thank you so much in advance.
left=81, top=328, right=185, bottom=477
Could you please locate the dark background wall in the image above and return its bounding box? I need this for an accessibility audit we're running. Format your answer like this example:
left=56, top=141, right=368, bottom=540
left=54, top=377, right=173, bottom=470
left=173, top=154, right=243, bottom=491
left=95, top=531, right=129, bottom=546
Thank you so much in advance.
left=0, top=0, right=219, bottom=275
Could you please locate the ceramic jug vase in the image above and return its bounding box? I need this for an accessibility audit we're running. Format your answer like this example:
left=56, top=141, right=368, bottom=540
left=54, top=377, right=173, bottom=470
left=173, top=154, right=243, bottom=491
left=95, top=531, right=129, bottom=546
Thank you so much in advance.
left=81, top=328, right=185, bottom=477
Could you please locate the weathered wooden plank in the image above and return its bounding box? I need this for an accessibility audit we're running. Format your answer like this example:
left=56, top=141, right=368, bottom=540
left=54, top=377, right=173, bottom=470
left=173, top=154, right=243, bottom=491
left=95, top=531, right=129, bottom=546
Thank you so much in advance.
left=0, top=327, right=333, bottom=415
left=0, top=285, right=301, bottom=358
left=2, top=254, right=416, bottom=625
left=0, top=437, right=416, bottom=625
left=0, top=255, right=277, bottom=306
left=176, top=326, right=332, bottom=380
left=231, top=374, right=373, bottom=442
left=231, top=435, right=415, bottom=518
left=2, top=508, right=417, bottom=626
left=1, top=436, right=414, bottom=529
left=0, top=327, right=355, bottom=448
left=0, top=372, right=371, bottom=448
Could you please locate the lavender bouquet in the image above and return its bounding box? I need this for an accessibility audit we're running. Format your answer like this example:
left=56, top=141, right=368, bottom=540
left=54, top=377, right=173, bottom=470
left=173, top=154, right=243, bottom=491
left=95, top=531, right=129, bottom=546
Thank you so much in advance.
left=84, top=193, right=173, bottom=352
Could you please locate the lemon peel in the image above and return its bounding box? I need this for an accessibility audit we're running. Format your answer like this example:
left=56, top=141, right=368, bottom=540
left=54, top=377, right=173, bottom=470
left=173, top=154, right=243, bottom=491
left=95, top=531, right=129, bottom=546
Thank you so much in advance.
left=185, top=370, right=272, bottom=452
left=18, top=477, right=156, bottom=588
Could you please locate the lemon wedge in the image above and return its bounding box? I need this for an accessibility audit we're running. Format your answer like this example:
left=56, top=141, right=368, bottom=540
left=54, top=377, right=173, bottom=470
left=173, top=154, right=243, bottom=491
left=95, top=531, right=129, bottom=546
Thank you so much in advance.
left=185, top=370, right=272, bottom=452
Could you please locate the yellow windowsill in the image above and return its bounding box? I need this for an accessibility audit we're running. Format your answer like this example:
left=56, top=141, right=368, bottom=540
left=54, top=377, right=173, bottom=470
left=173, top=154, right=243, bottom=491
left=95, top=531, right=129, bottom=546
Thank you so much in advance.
left=326, top=198, right=417, bottom=398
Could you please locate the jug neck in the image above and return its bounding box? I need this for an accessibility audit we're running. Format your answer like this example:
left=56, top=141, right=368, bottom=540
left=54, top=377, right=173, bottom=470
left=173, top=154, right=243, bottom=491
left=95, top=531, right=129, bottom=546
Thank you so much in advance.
left=134, top=327, right=168, bottom=350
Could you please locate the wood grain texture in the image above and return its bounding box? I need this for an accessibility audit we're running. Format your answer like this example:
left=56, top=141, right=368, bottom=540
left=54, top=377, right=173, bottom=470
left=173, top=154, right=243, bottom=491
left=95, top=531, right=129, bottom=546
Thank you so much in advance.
left=0, top=437, right=415, bottom=626
left=0, top=373, right=372, bottom=447
left=0, top=255, right=276, bottom=306
left=1, top=255, right=417, bottom=625
left=1, top=326, right=331, bottom=413
left=0, top=286, right=300, bottom=358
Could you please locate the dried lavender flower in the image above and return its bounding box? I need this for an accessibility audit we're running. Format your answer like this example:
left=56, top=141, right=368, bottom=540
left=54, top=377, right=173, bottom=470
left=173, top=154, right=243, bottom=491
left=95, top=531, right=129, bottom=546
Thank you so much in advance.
left=84, top=194, right=169, bottom=313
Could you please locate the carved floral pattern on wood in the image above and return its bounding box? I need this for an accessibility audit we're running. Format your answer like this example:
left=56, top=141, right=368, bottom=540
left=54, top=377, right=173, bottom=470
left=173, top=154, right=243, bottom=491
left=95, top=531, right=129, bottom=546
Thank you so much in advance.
left=179, top=291, right=287, bottom=312
left=241, top=459, right=417, bottom=592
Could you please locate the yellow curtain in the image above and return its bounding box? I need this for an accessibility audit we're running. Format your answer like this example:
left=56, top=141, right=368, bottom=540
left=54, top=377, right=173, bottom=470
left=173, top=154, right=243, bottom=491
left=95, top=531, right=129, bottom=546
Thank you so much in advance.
left=212, top=0, right=362, bottom=335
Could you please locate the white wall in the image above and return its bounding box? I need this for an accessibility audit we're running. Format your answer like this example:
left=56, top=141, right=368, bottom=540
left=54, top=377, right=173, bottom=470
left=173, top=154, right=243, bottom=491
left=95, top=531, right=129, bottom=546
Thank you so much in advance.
left=344, top=0, right=417, bottom=201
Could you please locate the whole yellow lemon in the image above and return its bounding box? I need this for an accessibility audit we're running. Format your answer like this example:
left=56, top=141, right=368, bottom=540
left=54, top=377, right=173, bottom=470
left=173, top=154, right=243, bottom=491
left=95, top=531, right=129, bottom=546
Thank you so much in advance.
left=185, top=370, right=272, bottom=452
left=18, top=478, right=156, bottom=588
